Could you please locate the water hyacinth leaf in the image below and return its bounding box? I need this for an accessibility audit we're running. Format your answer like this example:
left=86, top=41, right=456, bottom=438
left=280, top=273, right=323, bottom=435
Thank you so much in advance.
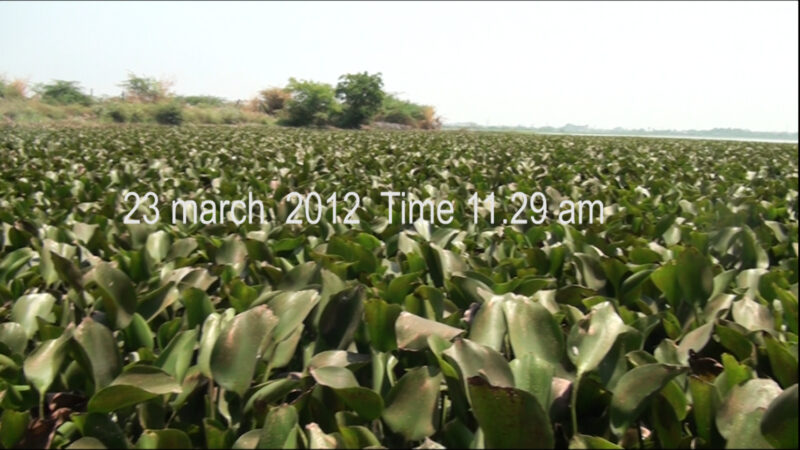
left=467, top=376, right=553, bottom=449
left=688, top=375, right=715, bottom=443
left=267, top=290, right=319, bottom=342
left=310, top=366, right=383, bottom=420
left=764, top=335, right=798, bottom=388
left=609, top=363, right=687, bottom=436
left=317, top=285, right=365, bottom=350
left=155, top=329, right=197, bottom=383
left=364, top=298, right=402, bottom=352
left=307, top=350, right=371, bottom=370
left=88, top=365, right=182, bottom=413
left=726, top=411, right=773, bottom=448
left=211, top=306, right=278, bottom=396
left=468, top=290, right=507, bottom=351
left=509, top=354, right=554, bottom=410
left=23, top=326, right=73, bottom=395
left=91, top=262, right=138, bottom=329
left=305, top=423, right=337, bottom=449
left=383, top=366, right=443, bottom=440
left=503, top=297, right=564, bottom=365
left=11, top=292, right=56, bottom=338
left=760, top=384, right=798, bottom=449
left=0, top=409, right=29, bottom=449
left=716, top=378, right=782, bottom=439
left=443, top=338, right=514, bottom=388
left=567, top=302, right=627, bottom=375
left=257, top=404, right=298, bottom=449
left=66, top=437, right=107, bottom=449
left=73, top=317, right=122, bottom=390
left=135, top=429, right=192, bottom=449
left=396, top=311, right=464, bottom=350
left=675, top=247, right=713, bottom=305
left=384, top=272, right=420, bottom=303
left=0, top=322, right=27, bottom=355
left=198, top=310, right=233, bottom=379
left=232, top=430, right=261, bottom=450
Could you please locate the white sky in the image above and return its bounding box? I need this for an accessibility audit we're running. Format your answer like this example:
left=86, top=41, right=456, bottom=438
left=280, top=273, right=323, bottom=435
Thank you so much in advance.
left=1, top=1, right=797, bottom=131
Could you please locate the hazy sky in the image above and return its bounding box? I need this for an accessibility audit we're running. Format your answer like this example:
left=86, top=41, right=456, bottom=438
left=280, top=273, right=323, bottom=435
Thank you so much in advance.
left=1, top=1, right=797, bottom=131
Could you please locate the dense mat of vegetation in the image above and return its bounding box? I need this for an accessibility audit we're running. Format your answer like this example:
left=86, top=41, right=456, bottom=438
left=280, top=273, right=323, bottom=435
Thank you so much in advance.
left=0, top=125, right=797, bottom=449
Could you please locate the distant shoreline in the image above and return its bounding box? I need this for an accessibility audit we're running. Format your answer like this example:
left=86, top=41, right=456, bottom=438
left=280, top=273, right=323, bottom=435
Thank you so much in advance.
left=443, top=124, right=798, bottom=144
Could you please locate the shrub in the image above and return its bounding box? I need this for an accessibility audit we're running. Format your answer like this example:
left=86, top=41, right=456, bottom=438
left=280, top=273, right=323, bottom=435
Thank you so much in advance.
left=121, top=73, right=171, bottom=103
left=258, top=87, right=291, bottom=115
left=0, top=77, right=28, bottom=99
left=36, top=80, right=93, bottom=106
left=153, top=102, right=184, bottom=125
left=377, top=94, right=427, bottom=127
left=282, top=78, right=339, bottom=127
left=335, top=72, right=384, bottom=128
left=179, top=95, right=226, bottom=107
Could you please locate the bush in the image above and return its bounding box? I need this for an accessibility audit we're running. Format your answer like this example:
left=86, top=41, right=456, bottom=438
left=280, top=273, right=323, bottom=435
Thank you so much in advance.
left=179, top=95, right=226, bottom=107
left=282, top=78, right=339, bottom=127
left=121, top=73, right=171, bottom=103
left=258, top=88, right=290, bottom=115
left=36, top=80, right=93, bottom=106
left=108, top=106, right=127, bottom=123
left=153, top=103, right=184, bottom=125
left=0, top=77, right=28, bottom=99
left=336, top=72, right=384, bottom=128
left=376, top=94, right=441, bottom=129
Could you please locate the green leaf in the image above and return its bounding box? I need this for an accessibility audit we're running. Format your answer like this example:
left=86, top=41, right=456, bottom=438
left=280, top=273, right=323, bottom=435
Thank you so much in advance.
left=211, top=306, right=278, bottom=396
left=716, top=378, right=782, bottom=439
left=503, top=297, right=564, bottom=365
left=310, top=366, right=384, bottom=420
left=0, top=409, right=29, bottom=449
left=761, top=384, right=798, bottom=449
left=467, top=289, right=507, bottom=351
left=136, top=429, right=192, bottom=449
left=688, top=376, right=715, bottom=443
left=396, top=311, right=464, bottom=351
left=11, top=292, right=55, bottom=338
left=609, top=363, right=687, bottom=436
left=467, top=376, right=554, bottom=449
left=384, top=272, right=420, bottom=303
left=88, top=366, right=182, bottom=413
left=383, top=366, right=443, bottom=440
left=92, top=262, right=138, bottom=329
left=364, top=298, right=402, bottom=352
left=267, top=290, right=319, bottom=342
left=305, top=423, right=337, bottom=449
left=0, top=322, right=27, bottom=355
left=74, top=317, right=122, bottom=390
left=155, top=329, right=197, bottom=383
left=567, top=302, right=627, bottom=375
left=317, top=285, right=365, bottom=350
left=23, top=326, right=73, bottom=394
left=764, top=335, right=798, bottom=388
left=509, top=354, right=554, bottom=412
left=258, top=404, right=298, bottom=449
left=443, top=338, right=515, bottom=388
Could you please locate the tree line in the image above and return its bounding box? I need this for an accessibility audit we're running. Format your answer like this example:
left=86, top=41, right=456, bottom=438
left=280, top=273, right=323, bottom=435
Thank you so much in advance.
left=0, top=73, right=440, bottom=129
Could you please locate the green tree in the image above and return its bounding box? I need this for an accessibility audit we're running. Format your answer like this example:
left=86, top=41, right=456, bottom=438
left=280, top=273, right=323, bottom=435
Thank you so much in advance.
left=120, top=73, right=170, bottom=103
left=335, top=72, right=384, bottom=128
left=282, top=78, right=339, bottom=127
left=35, top=80, right=92, bottom=105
